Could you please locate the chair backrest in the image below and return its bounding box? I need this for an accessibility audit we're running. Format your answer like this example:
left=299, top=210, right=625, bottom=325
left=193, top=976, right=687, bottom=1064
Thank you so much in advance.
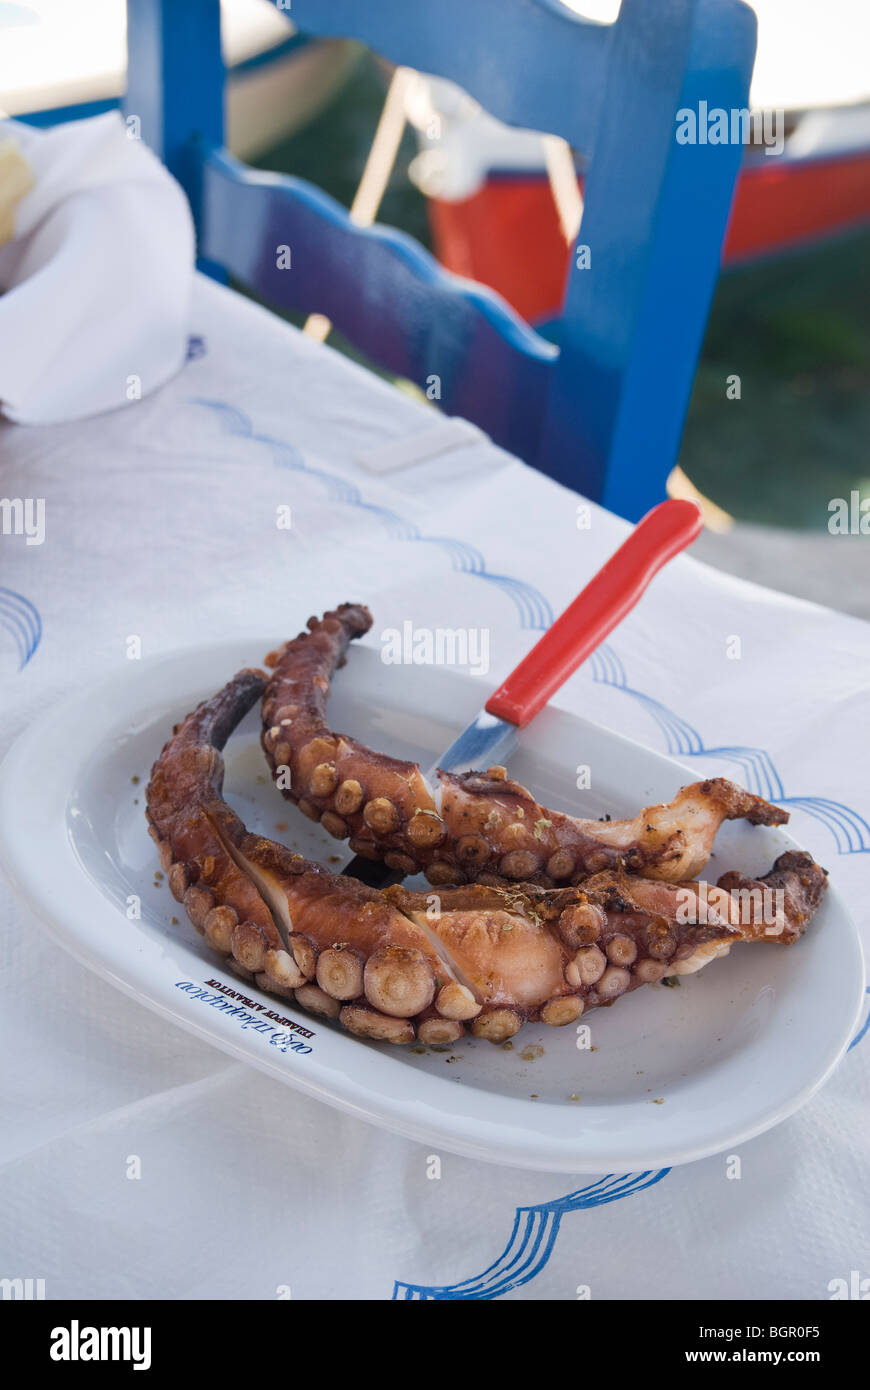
left=125, top=0, right=756, bottom=519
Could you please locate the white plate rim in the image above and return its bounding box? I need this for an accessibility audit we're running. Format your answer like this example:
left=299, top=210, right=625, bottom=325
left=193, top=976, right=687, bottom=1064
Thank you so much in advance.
left=0, top=639, right=864, bottom=1173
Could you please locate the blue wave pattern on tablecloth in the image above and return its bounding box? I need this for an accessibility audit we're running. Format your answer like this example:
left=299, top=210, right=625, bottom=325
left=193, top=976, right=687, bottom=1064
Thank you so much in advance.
left=585, top=644, right=870, bottom=853
left=394, top=983, right=870, bottom=1301
left=849, top=988, right=870, bottom=1052
left=189, top=398, right=870, bottom=857
left=392, top=1169, right=671, bottom=1300
left=189, top=399, right=552, bottom=628
left=0, top=586, right=41, bottom=669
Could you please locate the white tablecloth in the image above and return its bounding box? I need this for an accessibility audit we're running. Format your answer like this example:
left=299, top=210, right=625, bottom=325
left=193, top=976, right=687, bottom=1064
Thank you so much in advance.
left=1, top=275, right=868, bottom=1301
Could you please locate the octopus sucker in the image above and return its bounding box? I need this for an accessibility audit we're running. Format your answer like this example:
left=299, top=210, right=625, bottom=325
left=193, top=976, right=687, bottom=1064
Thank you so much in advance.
left=261, top=606, right=790, bottom=886
left=146, top=671, right=828, bottom=1047
left=145, top=669, right=283, bottom=961
left=436, top=771, right=789, bottom=885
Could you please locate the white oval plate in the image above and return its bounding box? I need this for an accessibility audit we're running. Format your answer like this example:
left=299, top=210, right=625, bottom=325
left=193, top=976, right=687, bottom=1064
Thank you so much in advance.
left=0, top=639, right=863, bottom=1172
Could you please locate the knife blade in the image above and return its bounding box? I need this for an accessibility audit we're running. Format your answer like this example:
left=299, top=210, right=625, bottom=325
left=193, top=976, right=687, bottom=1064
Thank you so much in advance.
left=427, top=707, right=519, bottom=781
left=343, top=497, right=703, bottom=883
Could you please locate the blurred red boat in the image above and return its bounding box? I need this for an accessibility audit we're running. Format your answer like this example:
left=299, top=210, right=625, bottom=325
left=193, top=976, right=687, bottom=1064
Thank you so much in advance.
left=406, top=76, right=870, bottom=326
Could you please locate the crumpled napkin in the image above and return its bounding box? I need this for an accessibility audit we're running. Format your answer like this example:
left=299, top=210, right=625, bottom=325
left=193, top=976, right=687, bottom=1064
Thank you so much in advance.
left=0, top=111, right=194, bottom=425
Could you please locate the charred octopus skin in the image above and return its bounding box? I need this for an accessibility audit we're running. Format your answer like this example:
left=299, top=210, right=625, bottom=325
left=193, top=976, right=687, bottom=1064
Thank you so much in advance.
left=260, top=606, right=790, bottom=887
left=146, top=671, right=827, bottom=1047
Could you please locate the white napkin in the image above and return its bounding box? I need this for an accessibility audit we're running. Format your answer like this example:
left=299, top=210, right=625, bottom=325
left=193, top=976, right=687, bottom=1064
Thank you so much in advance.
left=0, top=112, right=194, bottom=425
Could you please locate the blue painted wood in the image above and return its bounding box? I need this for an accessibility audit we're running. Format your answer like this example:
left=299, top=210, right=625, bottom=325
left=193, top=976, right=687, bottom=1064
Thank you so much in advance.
left=18, top=99, right=120, bottom=127
left=124, top=0, right=224, bottom=228
left=203, top=148, right=556, bottom=459
left=125, top=0, right=756, bottom=518
left=539, top=0, right=757, bottom=517
left=282, top=0, right=610, bottom=157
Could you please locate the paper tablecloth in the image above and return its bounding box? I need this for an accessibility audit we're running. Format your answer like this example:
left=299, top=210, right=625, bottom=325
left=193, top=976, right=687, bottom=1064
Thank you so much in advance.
left=1, top=275, right=868, bottom=1301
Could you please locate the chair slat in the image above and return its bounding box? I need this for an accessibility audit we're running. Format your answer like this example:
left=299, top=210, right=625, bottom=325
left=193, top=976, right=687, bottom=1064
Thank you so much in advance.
left=203, top=148, right=556, bottom=459
left=537, top=0, right=757, bottom=516
left=280, top=0, right=611, bottom=155
left=125, top=0, right=757, bottom=517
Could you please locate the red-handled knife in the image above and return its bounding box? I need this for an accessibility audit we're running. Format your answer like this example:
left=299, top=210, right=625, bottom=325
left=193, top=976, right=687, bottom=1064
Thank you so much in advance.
left=343, top=497, right=702, bottom=881
left=484, top=496, right=703, bottom=728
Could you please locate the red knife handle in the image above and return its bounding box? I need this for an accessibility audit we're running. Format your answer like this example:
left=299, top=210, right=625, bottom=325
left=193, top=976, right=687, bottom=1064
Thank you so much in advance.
left=485, top=498, right=703, bottom=727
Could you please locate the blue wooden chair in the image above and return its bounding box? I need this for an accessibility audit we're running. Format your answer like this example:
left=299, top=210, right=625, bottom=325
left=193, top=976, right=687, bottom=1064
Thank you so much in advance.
left=125, top=0, right=756, bottom=520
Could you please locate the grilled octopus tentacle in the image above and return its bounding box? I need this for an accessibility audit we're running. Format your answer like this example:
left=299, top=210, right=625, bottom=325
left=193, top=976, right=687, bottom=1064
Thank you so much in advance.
left=147, top=672, right=827, bottom=1046
left=145, top=670, right=284, bottom=961
left=260, top=607, right=789, bottom=886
